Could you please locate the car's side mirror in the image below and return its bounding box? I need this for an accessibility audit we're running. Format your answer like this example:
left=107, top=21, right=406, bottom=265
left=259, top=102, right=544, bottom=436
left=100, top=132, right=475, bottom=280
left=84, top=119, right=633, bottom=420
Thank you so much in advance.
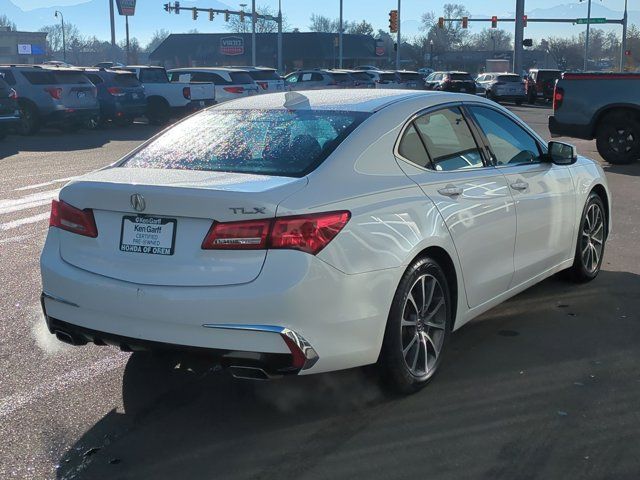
left=547, top=141, right=578, bottom=165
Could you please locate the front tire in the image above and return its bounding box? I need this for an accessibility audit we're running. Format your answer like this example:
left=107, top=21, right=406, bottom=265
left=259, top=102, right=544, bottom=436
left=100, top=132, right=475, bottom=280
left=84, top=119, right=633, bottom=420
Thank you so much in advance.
left=17, top=102, right=40, bottom=135
left=595, top=113, right=640, bottom=165
left=568, top=193, right=606, bottom=283
left=378, top=257, right=452, bottom=394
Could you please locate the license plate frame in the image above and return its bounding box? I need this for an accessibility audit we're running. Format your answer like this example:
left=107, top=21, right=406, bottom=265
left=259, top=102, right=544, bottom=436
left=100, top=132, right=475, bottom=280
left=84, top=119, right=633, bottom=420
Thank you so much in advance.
left=119, top=215, right=177, bottom=256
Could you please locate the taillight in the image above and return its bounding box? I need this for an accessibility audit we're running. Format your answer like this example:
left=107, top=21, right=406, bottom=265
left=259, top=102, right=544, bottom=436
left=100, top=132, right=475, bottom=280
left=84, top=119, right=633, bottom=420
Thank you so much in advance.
left=107, top=87, right=125, bottom=97
left=182, top=86, right=191, bottom=99
left=257, top=81, right=268, bottom=90
left=45, top=87, right=63, bottom=100
left=201, top=211, right=350, bottom=255
left=8, top=88, right=17, bottom=100
left=49, top=199, right=98, bottom=238
left=223, top=86, right=244, bottom=94
left=553, top=86, right=564, bottom=111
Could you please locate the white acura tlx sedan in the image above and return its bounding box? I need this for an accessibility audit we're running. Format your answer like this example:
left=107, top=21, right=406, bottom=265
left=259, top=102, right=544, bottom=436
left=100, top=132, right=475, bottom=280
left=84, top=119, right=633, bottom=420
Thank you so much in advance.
left=40, top=89, right=610, bottom=393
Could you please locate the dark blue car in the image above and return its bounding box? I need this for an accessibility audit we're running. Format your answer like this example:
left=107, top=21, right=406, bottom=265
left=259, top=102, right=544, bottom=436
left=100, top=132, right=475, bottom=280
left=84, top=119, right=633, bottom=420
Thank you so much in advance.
left=83, top=68, right=146, bottom=126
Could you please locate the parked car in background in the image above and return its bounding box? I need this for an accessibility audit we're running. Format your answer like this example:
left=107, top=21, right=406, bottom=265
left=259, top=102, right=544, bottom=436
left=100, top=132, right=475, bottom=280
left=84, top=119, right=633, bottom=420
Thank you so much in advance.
left=526, top=69, right=562, bottom=104
left=82, top=68, right=146, bottom=127
left=0, top=65, right=99, bottom=134
left=417, top=67, right=434, bottom=78
left=549, top=71, right=640, bottom=164
left=364, top=70, right=400, bottom=88
left=93, top=62, right=126, bottom=69
left=124, top=66, right=215, bottom=125
left=396, top=70, right=425, bottom=89
left=229, top=66, right=284, bottom=93
left=476, top=72, right=526, bottom=105
left=424, top=71, right=476, bottom=93
left=0, top=74, right=20, bottom=139
left=284, top=69, right=353, bottom=90
left=354, top=65, right=379, bottom=71
left=337, top=69, right=376, bottom=88
left=168, top=67, right=257, bottom=105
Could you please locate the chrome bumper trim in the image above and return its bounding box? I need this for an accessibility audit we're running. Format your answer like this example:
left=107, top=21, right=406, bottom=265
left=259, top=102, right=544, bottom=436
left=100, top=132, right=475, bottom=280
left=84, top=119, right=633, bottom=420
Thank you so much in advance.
left=41, top=291, right=79, bottom=308
left=202, top=323, right=319, bottom=370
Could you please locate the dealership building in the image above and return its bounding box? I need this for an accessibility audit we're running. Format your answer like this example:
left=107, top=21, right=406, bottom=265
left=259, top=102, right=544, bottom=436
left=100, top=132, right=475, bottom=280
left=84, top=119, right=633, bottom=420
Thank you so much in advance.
left=149, top=32, right=380, bottom=71
left=0, top=27, right=47, bottom=64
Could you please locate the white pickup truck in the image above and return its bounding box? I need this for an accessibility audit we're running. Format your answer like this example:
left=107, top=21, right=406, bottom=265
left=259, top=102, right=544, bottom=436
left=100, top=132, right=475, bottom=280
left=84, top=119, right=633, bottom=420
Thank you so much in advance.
left=123, top=66, right=215, bottom=125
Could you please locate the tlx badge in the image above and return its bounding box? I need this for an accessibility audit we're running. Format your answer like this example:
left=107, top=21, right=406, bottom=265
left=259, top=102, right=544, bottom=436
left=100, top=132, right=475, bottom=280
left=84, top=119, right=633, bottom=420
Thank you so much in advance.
left=229, top=207, right=266, bottom=214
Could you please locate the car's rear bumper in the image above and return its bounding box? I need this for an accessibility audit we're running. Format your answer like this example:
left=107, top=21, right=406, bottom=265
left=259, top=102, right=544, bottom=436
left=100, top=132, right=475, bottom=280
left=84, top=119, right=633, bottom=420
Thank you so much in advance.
left=40, top=229, right=398, bottom=375
left=46, top=107, right=100, bottom=124
left=101, top=101, right=147, bottom=119
left=548, top=116, right=592, bottom=139
left=0, top=113, right=20, bottom=124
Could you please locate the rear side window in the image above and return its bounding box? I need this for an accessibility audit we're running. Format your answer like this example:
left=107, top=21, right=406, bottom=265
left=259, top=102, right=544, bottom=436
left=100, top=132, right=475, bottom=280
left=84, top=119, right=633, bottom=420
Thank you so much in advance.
left=114, top=73, right=141, bottom=87
left=86, top=74, right=103, bottom=84
left=398, top=124, right=429, bottom=168
left=229, top=72, right=254, bottom=84
left=53, top=72, right=91, bottom=84
left=380, top=73, right=396, bottom=82
left=399, top=72, right=421, bottom=81
left=0, top=70, right=16, bottom=85
left=349, top=72, right=371, bottom=81
left=538, top=71, right=561, bottom=81
left=413, top=107, right=484, bottom=171
left=21, top=71, right=56, bottom=85
left=497, top=75, right=522, bottom=83
left=330, top=73, right=350, bottom=82
left=248, top=70, right=280, bottom=81
left=121, top=109, right=370, bottom=177
left=140, top=69, right=168, bottom=83
left=450, top=73, right=473, bottom=81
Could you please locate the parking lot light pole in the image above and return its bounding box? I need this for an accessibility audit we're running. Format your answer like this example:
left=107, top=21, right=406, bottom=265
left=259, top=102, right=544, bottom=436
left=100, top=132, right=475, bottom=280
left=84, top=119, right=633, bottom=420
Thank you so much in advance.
left=430, top=39, right=434, bottom=69
left=54, top=10, right=66, bottom=62
left=251, top=0, right=256, bottom=66
left=339, top=0, right=343, bottom=68
left=582, top=0, right=593, bottom=71
left=277, top=0, right=283, bottom=72
left=395, top=0, right=401, bottom=70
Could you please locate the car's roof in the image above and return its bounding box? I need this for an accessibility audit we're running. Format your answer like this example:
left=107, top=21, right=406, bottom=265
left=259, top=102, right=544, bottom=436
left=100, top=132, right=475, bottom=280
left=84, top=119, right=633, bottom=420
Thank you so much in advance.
left=217, top=89, right=447, bottom=113
left=168, top=67, right=248, bottom=73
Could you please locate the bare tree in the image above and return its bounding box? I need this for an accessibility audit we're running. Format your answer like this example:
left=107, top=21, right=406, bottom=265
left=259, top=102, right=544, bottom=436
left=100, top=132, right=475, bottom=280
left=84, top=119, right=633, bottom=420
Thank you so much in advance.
left=0, top=14, right=17, bottom=30
left=421, top=3, right=470, bottom=52
left=466, top=28, right=512, bottom=51
left=309, top=14, right=338, bottom=33
left=146, top=29, right=170, bottom=53
left=39, top=23, right=82, bottom=55
left=226, top=6, right=283, bottom=34
left=347, top=20, right=374, bottom=36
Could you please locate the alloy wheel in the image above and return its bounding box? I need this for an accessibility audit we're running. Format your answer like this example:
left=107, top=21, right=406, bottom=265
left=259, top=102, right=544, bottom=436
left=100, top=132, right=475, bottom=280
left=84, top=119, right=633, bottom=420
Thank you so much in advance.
left=608, top=128, right=636, bottom=154
left=401, top=274, right=447, bottom=377
left=581, top=203, right=604, bottom=274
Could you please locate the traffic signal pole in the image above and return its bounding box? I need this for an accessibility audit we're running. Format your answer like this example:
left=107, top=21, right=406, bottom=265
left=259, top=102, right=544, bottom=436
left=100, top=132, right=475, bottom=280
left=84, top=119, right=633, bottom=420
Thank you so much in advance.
left=395, top=0, right=401, bottom=70
left=584, top=0, right=592, bottom=71
left=513, top=0, right=525, bottom=75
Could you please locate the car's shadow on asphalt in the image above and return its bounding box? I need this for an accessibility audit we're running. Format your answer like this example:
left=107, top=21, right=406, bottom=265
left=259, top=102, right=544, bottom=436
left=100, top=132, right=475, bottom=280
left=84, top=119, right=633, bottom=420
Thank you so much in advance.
left=0, top=123, right=160, bottom=158
left=55, top=270, right=640, bottom=480
left=602, top=163, right=640, bottom=177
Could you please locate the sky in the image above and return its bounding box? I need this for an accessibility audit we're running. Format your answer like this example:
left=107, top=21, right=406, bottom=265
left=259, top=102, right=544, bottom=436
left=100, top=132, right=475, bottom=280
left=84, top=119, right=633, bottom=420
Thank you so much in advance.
left=9, top=0, right=634, bottom=44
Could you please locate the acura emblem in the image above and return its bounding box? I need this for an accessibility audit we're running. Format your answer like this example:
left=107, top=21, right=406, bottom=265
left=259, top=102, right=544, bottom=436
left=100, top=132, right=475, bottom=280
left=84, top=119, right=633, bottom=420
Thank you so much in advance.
left=130, top=193, right=146, bottom=212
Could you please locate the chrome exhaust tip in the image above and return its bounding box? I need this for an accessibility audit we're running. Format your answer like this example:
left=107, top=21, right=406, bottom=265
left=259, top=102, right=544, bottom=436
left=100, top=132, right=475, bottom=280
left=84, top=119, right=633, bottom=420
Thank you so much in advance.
left=228, top=366, right=274, bottom=381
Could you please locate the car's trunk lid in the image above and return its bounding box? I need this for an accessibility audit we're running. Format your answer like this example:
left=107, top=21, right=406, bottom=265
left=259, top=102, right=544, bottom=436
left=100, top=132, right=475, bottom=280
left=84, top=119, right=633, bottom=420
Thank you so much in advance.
left=57, top=168, right=307, bottom=287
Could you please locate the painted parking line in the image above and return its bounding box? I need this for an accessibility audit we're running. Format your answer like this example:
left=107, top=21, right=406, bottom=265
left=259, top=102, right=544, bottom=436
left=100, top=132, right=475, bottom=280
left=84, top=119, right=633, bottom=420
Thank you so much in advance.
left=0, top=212, right=50, bottom=231
left=14, top=177, right=76, bottom=192
left=0, top=189, right=59, bottom=215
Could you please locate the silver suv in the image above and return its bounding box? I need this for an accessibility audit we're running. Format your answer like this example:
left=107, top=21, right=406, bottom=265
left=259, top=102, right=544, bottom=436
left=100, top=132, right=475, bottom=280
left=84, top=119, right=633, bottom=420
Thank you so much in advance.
left=284, top=69, right=354, bottom=91
left=0, top=65, right=99, bottom=135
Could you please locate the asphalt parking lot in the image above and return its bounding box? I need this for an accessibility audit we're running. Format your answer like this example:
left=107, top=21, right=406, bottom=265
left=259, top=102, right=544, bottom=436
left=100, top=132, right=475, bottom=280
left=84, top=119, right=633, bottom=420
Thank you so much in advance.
left=1, top=104, right=639, bottom=480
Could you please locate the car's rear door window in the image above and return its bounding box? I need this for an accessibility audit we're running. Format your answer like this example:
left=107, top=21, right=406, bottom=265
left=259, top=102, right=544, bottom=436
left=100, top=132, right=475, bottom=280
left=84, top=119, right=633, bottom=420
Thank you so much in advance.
left=469, top=106, right=542, bottom=166
left=412, top=107, right=484, bottom=171
left=229, top=72, right=255, bottom=85
left=121, top=109, right=370, bottom=177
left=248, top=70, right=281, bottom=81
left=115, top=73, right=142, bottom=87
left=140, top=68, right=168, bottom=83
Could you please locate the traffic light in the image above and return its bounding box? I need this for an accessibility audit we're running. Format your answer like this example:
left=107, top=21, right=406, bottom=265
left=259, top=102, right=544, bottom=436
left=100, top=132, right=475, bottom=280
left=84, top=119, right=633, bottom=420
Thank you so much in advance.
left=163, top=3, right=171, bottom=12
left=192, top=7, right=198, bottom=20
left=224, top=10, right=229, bottom=21
left=523, top=15, right=527, bottom=27
left=438, top=17, right=445, bottom=29
left=522, top=38, right=533, bottom=47
left=491, top=16, right=498, bottom=28
left=240, top=11, right=245, bottom=22
left=174, top=1, right=180, bottom=14
left=462, top=16, right=468, bottom=28
left=209, top=9, right=215, bottom=21
left=389, top=10, right=398, bottom=33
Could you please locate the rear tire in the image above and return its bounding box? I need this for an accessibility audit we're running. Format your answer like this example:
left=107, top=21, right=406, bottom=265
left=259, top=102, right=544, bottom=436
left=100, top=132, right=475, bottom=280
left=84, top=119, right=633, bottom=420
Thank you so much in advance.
left=147, top=98, right=170, bottom=126
left=17, top=102, right=40, bottom=135
left=515, top=98, right=524, bottom=106
left=567, top=193, right=606, bottom=283
left=595, top=113, right=640, bottom=165
left=378, top=257, right=452, bottom=394
left=527, top=91, right=536, bottom=105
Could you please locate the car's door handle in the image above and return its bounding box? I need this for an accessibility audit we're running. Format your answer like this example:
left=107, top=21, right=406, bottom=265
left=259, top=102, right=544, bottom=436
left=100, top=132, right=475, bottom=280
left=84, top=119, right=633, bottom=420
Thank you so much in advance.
left=510, top=181, right=529, bottom=191
left=438, top=186, right=464, bottom=197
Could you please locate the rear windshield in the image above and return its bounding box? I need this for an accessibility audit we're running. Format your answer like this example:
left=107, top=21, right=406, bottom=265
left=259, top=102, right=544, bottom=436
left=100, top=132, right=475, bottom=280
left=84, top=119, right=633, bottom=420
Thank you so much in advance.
left=538, top=71, right=562, bottom=81
left=348, top=72, right=371, bottom=81
left=450, top=73, right=473, bottom=81
left=380, top=73, right=396, bottom=82
left=497, top=75, right=522, bottom=82
left=247, top=70, right=281, bottom=81
left=399, top=72, right=421, bottom=81
left=121, top=109, right=370, bottom=177
left=229, top=72, right=255, bottom=84
left=329, top=73, right=351, bottom=82
left=115, top=73, right=141, bottom=87
left=139, top=68, right=168, bottom=83
left=21, top=70, right=89, bottom=85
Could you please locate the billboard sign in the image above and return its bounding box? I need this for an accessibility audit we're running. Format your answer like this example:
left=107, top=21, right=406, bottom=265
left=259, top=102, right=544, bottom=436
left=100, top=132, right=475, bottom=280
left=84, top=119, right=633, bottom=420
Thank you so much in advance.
left=220, top=36, right=244, bottom=56
left=375, top=40, right=385, bottom=56
left=17, top=44, right=32, bottom=55
left=116, top=0, right=136, bottom=16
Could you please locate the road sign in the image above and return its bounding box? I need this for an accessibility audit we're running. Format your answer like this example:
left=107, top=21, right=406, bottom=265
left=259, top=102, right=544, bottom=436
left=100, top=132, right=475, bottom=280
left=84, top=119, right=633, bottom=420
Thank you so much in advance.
left=576, top=18, right=606, bottom=24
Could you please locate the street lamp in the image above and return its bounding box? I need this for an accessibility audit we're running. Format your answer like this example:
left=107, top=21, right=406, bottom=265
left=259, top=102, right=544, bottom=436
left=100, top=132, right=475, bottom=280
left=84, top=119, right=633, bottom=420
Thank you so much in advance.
left=54, top=10, right=66, bottom=62
left=579, top=0, right=592, bottom=71
left=429, top=39, right=434, bottom=69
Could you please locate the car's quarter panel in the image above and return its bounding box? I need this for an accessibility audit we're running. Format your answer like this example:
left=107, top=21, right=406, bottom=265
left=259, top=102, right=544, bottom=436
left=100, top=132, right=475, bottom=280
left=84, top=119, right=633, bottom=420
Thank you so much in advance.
left=500, top=163, right=577, bottom=286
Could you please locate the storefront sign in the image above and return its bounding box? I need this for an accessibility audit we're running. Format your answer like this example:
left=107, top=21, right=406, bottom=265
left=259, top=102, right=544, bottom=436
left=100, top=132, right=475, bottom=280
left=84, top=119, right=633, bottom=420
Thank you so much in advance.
left=375, top=40, right=385, bottom=56
left=116, top=0, right=136, bottom=16
left=220, top=36, right=244, bottom=56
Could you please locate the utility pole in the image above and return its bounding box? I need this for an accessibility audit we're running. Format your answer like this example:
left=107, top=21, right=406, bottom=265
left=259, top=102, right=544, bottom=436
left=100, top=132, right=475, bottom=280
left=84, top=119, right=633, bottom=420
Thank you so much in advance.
left=125, top=15, right=130, bottom=64
left=109, top=0, right=116, bottom=47
left=620, top=0, right=628, bottom=71
left=513, top=0, right=525, bottom=74
left=251, top=0, right=256, bottom=65
left=338, top=0, right=343, bottom=68
left=54, top=11, right=66, bottom=62
left=583, top=0, right=592, bottom=71
left=277, top=0, right=283, bottom=72
left=395, top=0, right=401, bottom=70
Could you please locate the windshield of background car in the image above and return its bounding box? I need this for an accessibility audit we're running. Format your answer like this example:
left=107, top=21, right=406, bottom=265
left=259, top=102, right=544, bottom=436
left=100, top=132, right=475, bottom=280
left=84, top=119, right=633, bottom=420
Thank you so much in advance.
left=380, top=73, right=396, bottom=82
left=229, top=72, right=255, bottom=84
left=399, top=72, right=421, bottom=81
left=121, top=109, right=370, bottom=177
left=497, top=75, right=522, bottom=82
left=114, top=73, right=142, bottom=87
left=139, top=68, right=168, bottom=83
left=248, top=70, right=281, bottom=81
left=349, top=72, right=371, bottom=81
left=450, top=73, right=473, bottom=81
